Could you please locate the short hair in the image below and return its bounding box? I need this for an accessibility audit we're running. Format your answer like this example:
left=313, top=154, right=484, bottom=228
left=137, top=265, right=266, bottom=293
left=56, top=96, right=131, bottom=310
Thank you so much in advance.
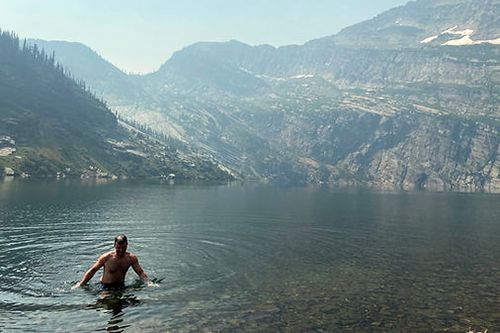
left=114, top=234, right=128, bottom=244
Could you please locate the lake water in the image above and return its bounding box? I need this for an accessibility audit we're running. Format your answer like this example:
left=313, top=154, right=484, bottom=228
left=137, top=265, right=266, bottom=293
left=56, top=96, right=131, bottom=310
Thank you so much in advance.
left=0, top=179, right=499, bottom=332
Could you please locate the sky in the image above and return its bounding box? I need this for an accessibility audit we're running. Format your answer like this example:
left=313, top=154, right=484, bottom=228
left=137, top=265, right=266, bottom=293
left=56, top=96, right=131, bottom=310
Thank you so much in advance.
left=0, top=0, right=409, bottom=74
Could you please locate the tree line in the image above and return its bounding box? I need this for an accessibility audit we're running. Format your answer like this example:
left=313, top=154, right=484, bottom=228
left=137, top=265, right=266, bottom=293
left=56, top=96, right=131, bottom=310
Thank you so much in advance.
left=0, top=29, right=110, bottom=111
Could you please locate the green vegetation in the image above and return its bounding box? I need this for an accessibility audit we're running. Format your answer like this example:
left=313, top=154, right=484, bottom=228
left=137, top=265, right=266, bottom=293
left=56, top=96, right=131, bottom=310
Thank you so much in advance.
left=0, top=30, right=230, bottom=181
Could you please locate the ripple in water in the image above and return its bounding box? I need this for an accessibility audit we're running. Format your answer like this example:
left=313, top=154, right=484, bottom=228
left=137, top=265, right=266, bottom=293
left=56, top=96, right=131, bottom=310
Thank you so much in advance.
left=1, top=181, right=500, bottom=332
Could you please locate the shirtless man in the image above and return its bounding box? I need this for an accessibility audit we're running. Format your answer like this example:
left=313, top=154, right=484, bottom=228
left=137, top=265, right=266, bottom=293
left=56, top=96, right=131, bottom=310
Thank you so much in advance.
left=72, top=234, right=155, bottom=289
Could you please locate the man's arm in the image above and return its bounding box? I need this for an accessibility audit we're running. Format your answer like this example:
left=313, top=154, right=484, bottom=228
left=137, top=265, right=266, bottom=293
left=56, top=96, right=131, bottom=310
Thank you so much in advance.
left=131, top=254, right=156, bottom=287
left=72, top=253, right=108, bottom=289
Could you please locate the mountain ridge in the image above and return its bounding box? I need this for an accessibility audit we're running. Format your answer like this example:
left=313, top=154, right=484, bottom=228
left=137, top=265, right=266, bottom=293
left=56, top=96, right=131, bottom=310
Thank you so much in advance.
left=18, top=0, right=500, bottom=191
left=0, top=31, right=231, bottom=181
left=329, top=0, right=499, bottom=48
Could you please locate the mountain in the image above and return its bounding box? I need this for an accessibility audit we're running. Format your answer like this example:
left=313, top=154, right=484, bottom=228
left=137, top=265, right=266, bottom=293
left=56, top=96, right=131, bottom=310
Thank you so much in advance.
left=330, top=0, right=500, bottom=48
left=26, top=0, right=500, bottom=191
left=0, top=31, right=231, bottom=180
left=145, top=40, right=500, bottom=190
left=155, top=40, right=270, bottom=96
left=26, top=39, right=143, bottom=103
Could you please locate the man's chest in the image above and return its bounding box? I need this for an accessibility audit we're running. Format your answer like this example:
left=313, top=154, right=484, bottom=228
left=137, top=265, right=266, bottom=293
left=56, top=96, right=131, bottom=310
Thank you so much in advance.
left=105, top=257, right=130, bottom=273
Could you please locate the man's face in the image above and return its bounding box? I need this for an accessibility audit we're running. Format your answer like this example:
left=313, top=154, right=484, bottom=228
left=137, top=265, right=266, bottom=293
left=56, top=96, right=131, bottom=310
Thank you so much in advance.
left=114, top=240, right=128, bottom=255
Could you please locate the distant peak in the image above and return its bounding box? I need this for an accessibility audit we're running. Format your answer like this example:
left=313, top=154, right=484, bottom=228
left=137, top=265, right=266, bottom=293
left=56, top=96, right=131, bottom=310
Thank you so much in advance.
left=329, top=0, right=500, bottom=49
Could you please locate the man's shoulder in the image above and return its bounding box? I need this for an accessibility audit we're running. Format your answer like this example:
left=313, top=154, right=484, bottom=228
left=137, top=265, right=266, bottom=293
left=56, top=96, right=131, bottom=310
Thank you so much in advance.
left=99, top=251, right=114, bottom=260
left=126, top=252, right=138, bottom=262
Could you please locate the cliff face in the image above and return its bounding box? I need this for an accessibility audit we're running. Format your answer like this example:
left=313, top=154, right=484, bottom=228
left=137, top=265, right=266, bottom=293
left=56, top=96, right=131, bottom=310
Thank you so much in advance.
left=139, top=31, right=500, bottom=191
left=279, top=110, right=500, bottom=191
left=31, top=0, right=500, bottom=191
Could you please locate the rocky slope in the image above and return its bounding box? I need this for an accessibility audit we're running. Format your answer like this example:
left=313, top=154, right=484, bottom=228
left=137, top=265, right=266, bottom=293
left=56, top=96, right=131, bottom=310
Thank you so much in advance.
left=27, top=0, right=500, bottom=191
left=0, top=31, right=230, bottom=181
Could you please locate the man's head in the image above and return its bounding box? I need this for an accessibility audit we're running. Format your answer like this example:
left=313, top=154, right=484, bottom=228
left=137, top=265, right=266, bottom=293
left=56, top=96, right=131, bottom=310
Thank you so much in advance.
left=114, top=234, right=128, bottom=255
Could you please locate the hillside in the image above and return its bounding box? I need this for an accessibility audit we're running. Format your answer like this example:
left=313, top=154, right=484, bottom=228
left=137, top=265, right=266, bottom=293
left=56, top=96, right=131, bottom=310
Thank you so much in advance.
left=0, top=30, right=230, bottom=180
left=26, top=0, right=500, bottom=191
left=26, top=39, right=142, bottom=102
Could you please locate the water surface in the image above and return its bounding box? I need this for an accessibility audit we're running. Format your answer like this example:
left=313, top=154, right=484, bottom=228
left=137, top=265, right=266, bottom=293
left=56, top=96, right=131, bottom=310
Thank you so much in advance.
left=1, top=179, right=499, bottom=332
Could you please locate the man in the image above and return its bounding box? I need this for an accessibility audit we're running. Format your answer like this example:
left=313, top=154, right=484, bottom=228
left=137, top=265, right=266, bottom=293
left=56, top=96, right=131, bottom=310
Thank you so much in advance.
left=72, top=234, right=155, bottom=289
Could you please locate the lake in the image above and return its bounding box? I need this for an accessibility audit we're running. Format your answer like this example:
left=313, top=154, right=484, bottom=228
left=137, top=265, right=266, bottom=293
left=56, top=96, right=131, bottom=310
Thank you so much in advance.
left=0, top=179, right=499, bottom=332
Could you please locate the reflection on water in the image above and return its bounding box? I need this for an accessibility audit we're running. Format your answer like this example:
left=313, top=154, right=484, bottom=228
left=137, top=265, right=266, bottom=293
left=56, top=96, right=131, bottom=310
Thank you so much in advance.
left=90, top=289, right=139, bottom=333
left=0, top=179, right=500, bottom=332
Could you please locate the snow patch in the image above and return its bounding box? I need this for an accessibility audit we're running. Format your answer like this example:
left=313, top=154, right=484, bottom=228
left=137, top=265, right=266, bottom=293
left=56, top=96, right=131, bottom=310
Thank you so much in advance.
left=441, top=26, right=474, bottom=36
left=256, top=74, right=285, bottom=81
left=290, top=74, right=315, bottom=79
left=420, top=26, right=500, bottom=46
left=443, top=36, right=500, bottom=46
left=239, top=67, right=255, bottom=74
left=420, top=35, right=439, bottom=44
left=421, top=25, right=473, bottom=43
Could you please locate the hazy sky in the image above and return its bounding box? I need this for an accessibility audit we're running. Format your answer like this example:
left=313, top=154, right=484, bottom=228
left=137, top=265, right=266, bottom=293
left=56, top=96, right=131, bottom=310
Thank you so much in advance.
left=0, top=0, right=409, bottom=73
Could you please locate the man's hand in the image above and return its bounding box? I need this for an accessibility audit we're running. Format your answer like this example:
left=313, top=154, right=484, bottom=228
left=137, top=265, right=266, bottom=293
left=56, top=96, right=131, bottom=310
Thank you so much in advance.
left=146, top=280, right=159, bottom=287
left=71, top=282, right=81, bottom=290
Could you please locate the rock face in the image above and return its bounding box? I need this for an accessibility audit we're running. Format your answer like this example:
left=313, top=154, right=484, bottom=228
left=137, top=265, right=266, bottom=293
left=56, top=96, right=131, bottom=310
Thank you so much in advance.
left=284, top=111, right=500, bottom=191
left=30, top=0, right=500, bottom=191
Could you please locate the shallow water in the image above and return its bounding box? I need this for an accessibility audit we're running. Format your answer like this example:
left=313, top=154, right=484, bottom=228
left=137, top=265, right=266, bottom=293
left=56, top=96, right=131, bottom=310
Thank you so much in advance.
left=0, top=179, right=499, bottom=332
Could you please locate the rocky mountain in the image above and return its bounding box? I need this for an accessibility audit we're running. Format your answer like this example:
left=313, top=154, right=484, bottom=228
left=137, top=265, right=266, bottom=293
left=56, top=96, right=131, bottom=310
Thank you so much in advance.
left=26, top=0, right=500, bottom=191
left=0, top=31, right=231, bottom=180
left=330, top=0, right=500, bottom=48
